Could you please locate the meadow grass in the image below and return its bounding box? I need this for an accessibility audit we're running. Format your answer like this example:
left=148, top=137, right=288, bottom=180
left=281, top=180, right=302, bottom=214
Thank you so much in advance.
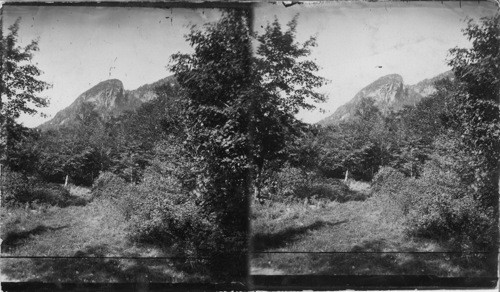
left=0, top=186, right=207, bottom=283
left=251, top=181, right=496, bottom=277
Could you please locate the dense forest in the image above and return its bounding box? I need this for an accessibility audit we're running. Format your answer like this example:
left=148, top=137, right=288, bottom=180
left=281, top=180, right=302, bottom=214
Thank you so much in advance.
left=1, top=9, right=499, bottom=282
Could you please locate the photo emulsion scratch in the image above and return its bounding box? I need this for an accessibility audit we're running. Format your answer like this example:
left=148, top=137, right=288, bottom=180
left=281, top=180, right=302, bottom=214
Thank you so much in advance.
left=0, top=1, right=499, bottom=290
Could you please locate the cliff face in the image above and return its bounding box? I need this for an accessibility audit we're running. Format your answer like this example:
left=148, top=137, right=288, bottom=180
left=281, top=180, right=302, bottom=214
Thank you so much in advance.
left=318, top=71, right=453, bottom=126
left=38, top=76, right=176, bottom=130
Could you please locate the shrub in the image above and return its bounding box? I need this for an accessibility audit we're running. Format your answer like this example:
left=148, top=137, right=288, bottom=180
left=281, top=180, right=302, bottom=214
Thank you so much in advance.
left=28, top=183, right=82, bottom=207
left=92, top=171, right=128, bottom=200
left=127, top=165, right=215, bottom=250
left=371, top=166, right=406, bottom=195
left=404, top=162, right=493, bottom=249
left=262, top=165, right=363, bottom=203
left=1, top=169, right=81, bottom=207
left=1, top=170, right=31, bottom=205
left=372, top=162, right=494, bottom=249
left=306, top=178, right=365, bottom=202
left=271, top=164, right=310, bottom=199
left=370, top=166, right=416, bottom=218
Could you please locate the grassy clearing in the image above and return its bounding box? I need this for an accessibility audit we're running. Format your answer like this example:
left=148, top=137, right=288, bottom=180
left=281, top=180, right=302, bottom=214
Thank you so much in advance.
left=0, top=186, right=207, bottom=283
left=251, top=181, right=496, bottom=277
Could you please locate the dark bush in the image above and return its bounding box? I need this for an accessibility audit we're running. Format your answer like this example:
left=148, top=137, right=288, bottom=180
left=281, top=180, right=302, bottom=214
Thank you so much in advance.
left=28, top=183, right=81, bottom=207
left=1, top=170, right=31, bottom=205
left=263, top=165, right=363, bottom=202
left=127, top=163, right=215, bottom=250
left=404, top=162, right=493, bottom=249
left=372, top=163, right=494, bottom=249
left=1, top=169, right=84, bottom=207
left=92, top=171, right=128, bottom=200
left=306, top=179, right=367, bottom=202
left=371, top=166, right=406, bottom=194
left=370, top=166, right=416, bottom=217
left=271, top=164, right=310, bottom=199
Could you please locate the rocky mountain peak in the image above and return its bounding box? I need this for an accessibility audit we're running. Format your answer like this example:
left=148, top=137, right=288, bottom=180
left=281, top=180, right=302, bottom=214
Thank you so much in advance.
left=38, top=76, right=176, bottom=130
left=352, top=74, right=405, bottom=106
left=318, top=71, right=452, bottom=126
left=77, top=79, right=125, bottom=109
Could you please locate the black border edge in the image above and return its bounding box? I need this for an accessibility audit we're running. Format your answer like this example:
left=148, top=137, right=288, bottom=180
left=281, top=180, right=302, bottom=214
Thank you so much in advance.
left=0, top=281, right=249, bottom=291
left=250, top=275, right=499, bottom=290
left=1, top=1, right=256, bottom=9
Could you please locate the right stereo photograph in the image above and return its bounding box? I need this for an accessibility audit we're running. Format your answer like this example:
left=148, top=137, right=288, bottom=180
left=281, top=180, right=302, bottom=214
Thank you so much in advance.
left=250, top=1, right=499, bottom=290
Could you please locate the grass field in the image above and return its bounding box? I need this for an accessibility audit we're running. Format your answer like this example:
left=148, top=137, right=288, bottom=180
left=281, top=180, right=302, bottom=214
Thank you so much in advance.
left=0, top=185, right=207, bottom=283
left=250, top=180, right=496, bottom=276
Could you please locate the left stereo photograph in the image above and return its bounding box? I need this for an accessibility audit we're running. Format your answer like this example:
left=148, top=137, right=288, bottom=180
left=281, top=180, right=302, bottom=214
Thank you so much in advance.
left=0, top=4, right=252, bottom=287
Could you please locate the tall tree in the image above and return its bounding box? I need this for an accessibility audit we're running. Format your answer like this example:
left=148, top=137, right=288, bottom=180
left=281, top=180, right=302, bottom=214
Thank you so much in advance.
left=170, top=9, right=253, bottom=279
left=1, top=18, right=50, bottom=194
left=448, top=15, right=500, bottom=210
left=170, top=10, right=327, bottom=277
left=251, top=15, right=328, bottom=198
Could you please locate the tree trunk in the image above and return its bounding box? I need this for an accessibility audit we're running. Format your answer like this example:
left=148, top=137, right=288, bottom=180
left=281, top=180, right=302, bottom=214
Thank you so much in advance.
left=253, top=169, right=263, bottom=203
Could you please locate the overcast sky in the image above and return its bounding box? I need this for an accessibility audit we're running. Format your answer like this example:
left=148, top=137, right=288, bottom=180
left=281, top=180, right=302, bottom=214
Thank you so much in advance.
left=4, top=5, right=222, bottom=127
left=254, top=1, right=497, bottom=123
left=4, top=2, right=498, bottom=127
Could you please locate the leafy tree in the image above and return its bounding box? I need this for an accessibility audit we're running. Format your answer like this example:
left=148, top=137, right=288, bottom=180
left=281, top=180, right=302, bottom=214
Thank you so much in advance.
left=170, top=9, right=252, bottom=280
left=448, top=15, right=500, bottom=211
left=251, top=15, right=328, bottom=197
left=169, top=10, right=327, bottom=278
left=1, top=18, right=50, bottom=195
left=317, top=98, right=387, bottom=180
left=6, top=122, right=40, bottom=174
left=386, top=78, right=457, bottom=177
left=106, top=82, right=183, bottom=182
left=399, top=14, right=499, bottom=250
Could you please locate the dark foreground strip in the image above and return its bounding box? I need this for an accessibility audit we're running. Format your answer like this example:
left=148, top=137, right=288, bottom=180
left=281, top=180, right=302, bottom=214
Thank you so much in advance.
left=2, top=276, right=497, bottom=291
left=250, top=275, right=498, bottom=290
left=0, top=282, right=247, bottom=292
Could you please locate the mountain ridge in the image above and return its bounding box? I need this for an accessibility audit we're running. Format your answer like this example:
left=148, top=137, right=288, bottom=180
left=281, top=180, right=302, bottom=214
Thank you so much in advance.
left=318, top=71, right=454, bottom=126
left=38, top=75, right=176, bottom=130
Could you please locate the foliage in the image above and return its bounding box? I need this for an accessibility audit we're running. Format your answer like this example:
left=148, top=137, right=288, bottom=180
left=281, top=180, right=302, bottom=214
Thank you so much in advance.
left=370, top=166, right=414, bottom=217
left=1, top=18, right=50, bottom=199
left=317, top=100, right=387, bottom=181
left=168, top=10, right=327, bottom=278
left=250, top=14, right=328, bottom=184
left=1, top=168, right=85, bottom=207
left=127, top=155, right=217, bottom=259
left=405, top=160, right=492, bottom=250
left=263, top=164, right=362, bottom=202
left=371, top=166, right=406, bottom=195
left=91, top=171, right=128, bottom=200
left=106, top=82, right=183, bottom=182
left=6, top=123, right=40, bottom=174
left=371, top=134, right=495, bottom=250
left=170, top=10, right=252, bottom=261
left=448, top=15, right=500, bottom=212
left=35, top=114, right=108, bottom=186
left=34, top=80, right=183, bottom=186
left=1, top=169, right=31, bottom=205
left=0, top=18, right=50, bottom=120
